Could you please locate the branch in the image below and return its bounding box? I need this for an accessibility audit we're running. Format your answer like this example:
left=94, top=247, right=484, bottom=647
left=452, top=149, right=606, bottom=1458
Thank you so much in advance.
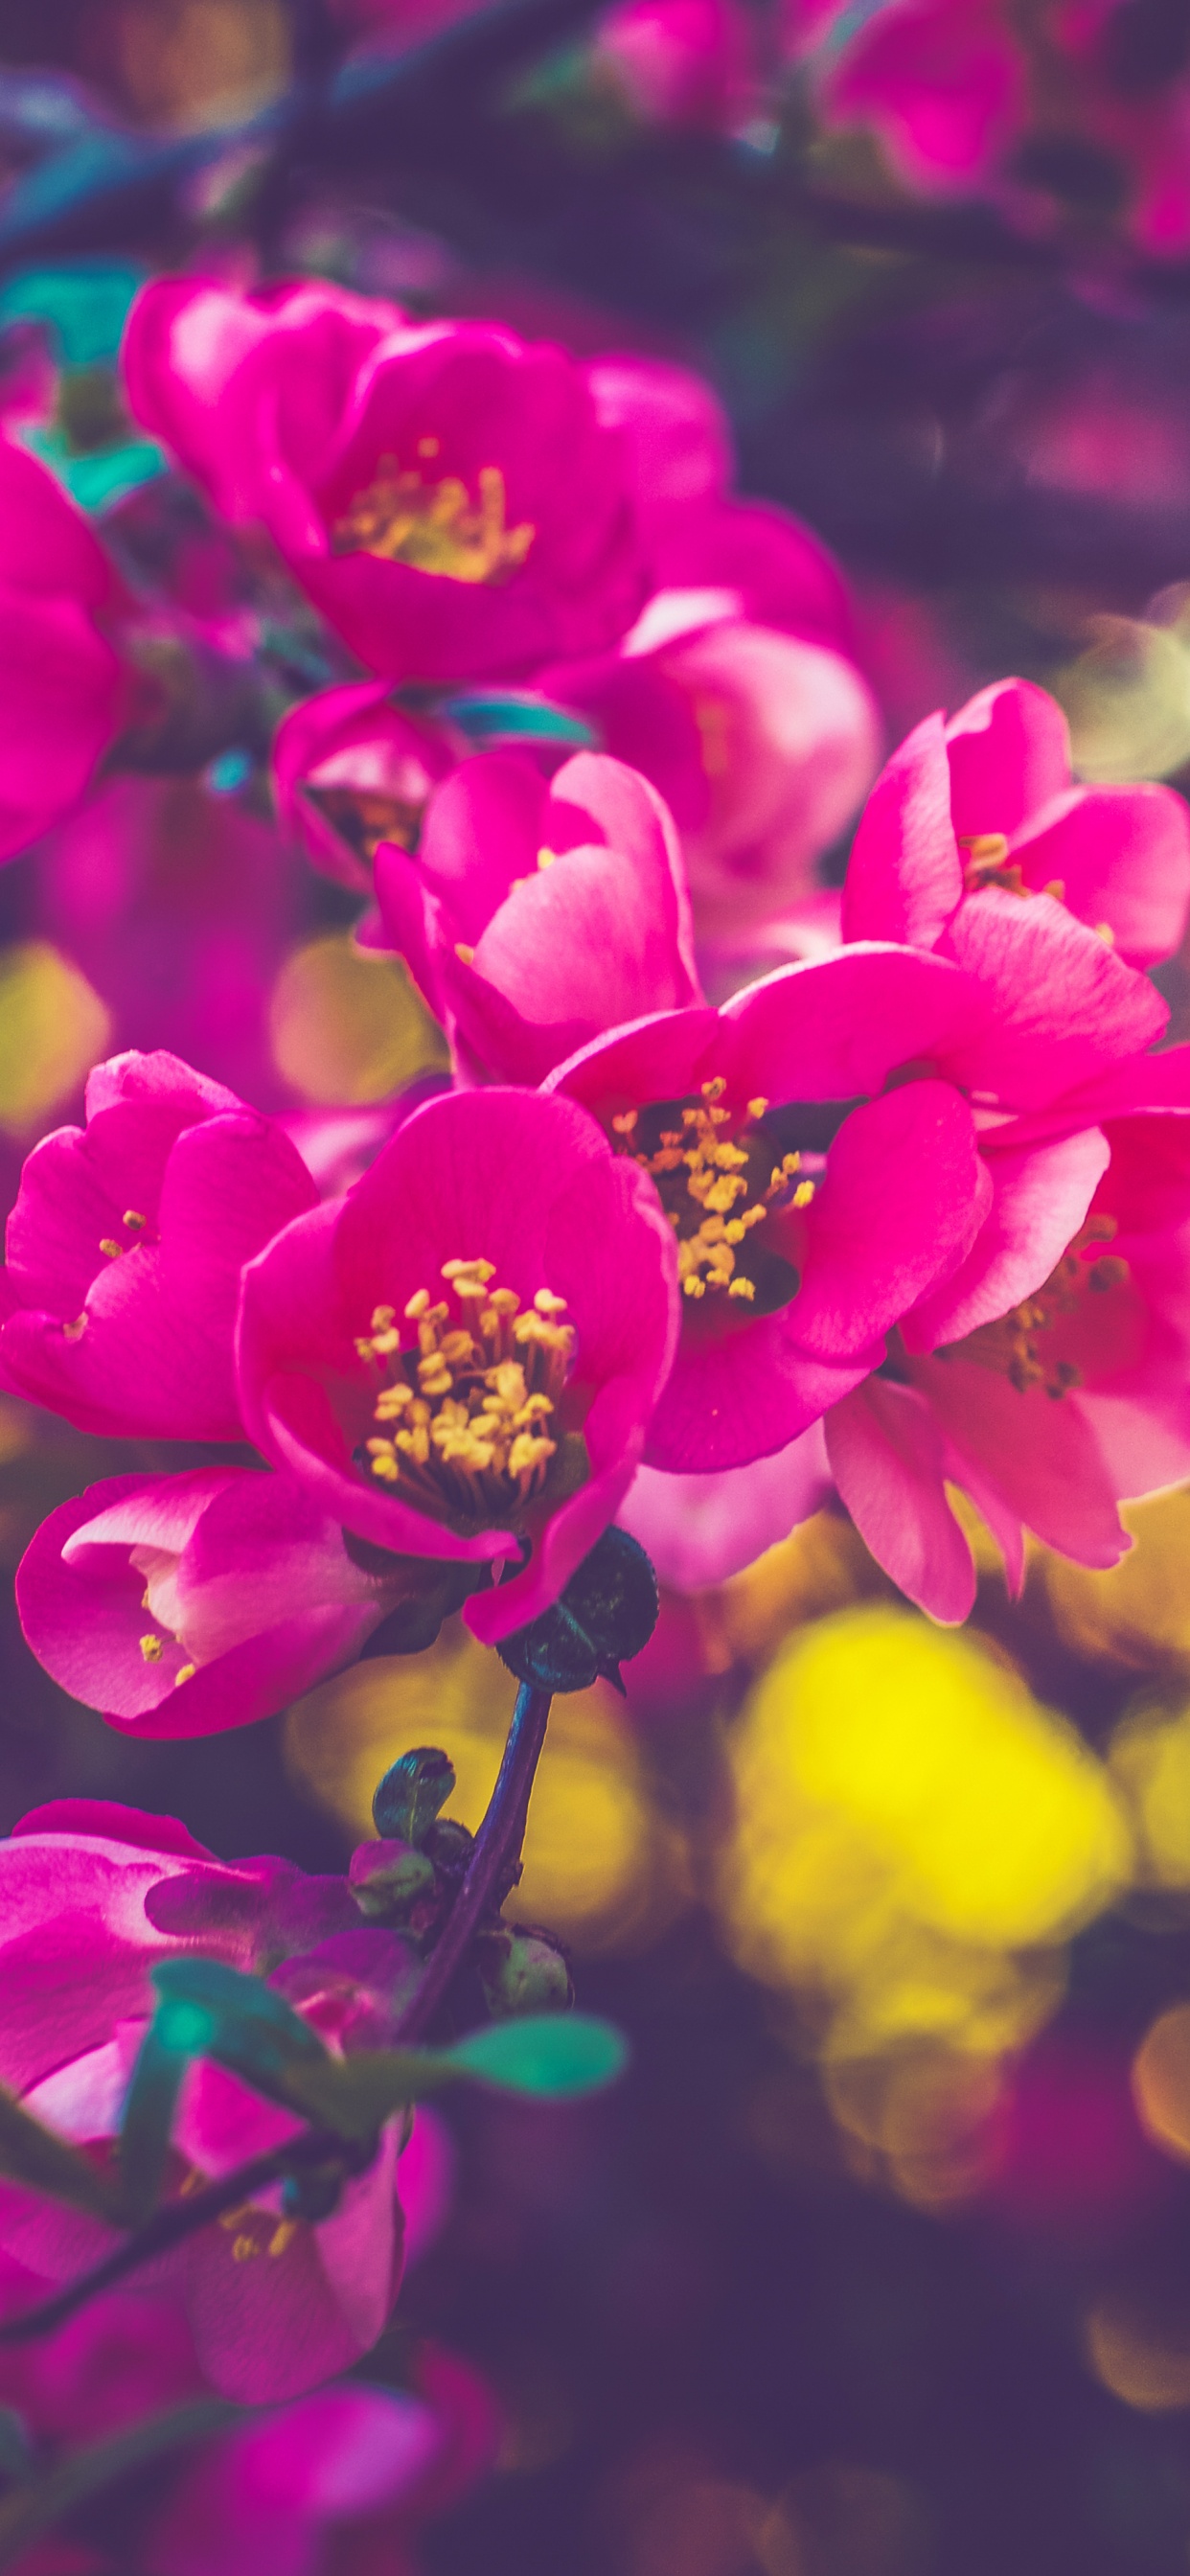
left=394, top=1682, right=553, bottom=2044
left=0, top=2127, right=353, bottom=2347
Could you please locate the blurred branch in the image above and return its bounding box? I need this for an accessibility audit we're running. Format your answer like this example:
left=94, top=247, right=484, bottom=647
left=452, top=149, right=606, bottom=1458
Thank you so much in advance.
left=394, top=1680, right=553, bottom=2043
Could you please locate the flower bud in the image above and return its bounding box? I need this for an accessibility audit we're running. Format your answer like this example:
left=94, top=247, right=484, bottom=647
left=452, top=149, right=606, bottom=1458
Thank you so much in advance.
left=476, top=1923, right=574, bottom=2019
left=348, top=1837, right=437, bottom=1921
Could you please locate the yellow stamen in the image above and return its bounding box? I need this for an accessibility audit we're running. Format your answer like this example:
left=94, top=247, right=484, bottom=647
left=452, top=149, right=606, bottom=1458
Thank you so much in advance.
left=139, top=1635, right=164, bottom=1664
left=357, top=1256, right=574, bottom=1514
left=175, top=1664, right=196, bottom=1686
left=332, top=459, right=536, bottom=586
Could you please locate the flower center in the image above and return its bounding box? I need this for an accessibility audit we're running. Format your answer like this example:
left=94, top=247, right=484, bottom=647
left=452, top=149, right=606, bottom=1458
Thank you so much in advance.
left=355, top=1257, right=575, bottom=1521
left=332, top=449, right=536, bottom=586
left=306, top=786, right=428, bottom=862
left=614, top=1079, right=813, bottom=1311
left=958, top=833, right=1065, bottom=906
left=949, top=1214, right=1129, bottom=1396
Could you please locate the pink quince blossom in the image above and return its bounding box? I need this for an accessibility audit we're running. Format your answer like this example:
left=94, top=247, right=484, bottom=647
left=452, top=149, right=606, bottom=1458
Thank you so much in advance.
left=15, top=1467, right=427, bottom=1738
left=273, top=681, right=458, bottom=897
left=0, top=437, right=125, bottom=863
left=0, top=2259, right=495, bottom=2576
left=124, top=280, right=648, bottom=684
left=595, top=0, right=760, bottom=133
left=0, top=1802, right=453, bottom=2404
left=0, top=1051, right=317, bottom=1441
left=784, top=0, right=1026, bottom=196
left=372, top=748, right=698, bottom=1085
left=543, top=908, right=1165, bottom=1478
left=826, top=1073, right=1190, bottom=1621
left=842, top=676, right=1190, bottom=971
left=235, top=1083, right=680, bottom=1644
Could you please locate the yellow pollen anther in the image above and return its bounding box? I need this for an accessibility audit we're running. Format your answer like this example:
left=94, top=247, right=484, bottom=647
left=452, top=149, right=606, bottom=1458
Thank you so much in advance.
left=455, top=943, right=475, bottom=966
left=99, top=1238, right=124, bottom=1260
left=62, top=1313, right=87, bottom=1341
left=611, top=1111, right=638, bottom=1136
left=538, top=847, right=558, bottom=870
left=958, top=833, right=1009, bottom=862
left=122, top=1209, right=148, bottom=1231
left=791, top=1181, right=815, bottom=1208
left=955, top=1215, right=1126, bottom=1396
left=618, top=1076, right=811, bottom=1308
left=358, top=1255, right=575, bottom=1514
left=746, top=1098, right=768, bottom=1121
left=332, top=459, right=536, bottom=586
left=139, top=1635, right=164, bottom=1663
left=175, top=1664, right=196, bottom=1686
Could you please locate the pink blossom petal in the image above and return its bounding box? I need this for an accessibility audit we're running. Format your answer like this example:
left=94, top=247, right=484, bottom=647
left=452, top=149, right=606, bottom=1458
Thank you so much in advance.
left=825, top=1376, right=976, bottom=1622
left=945, top=677, right=1072, bottom=839
left=794, top=1080, right=990, bottom=1359
left=841, top=709, right=962, bottom=948
left=904, top=1125, right=1111, bottom=1352
left=620, top=1420, right=831, bottom=1587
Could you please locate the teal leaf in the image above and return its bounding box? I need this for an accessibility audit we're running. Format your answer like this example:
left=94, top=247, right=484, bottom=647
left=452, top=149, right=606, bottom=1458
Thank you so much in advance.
left=117, top=2026, right=190, bottom=2225
left=440, top=690, right=595, bottom=748
left=149, top=1959, right=331, bottom=2112
left=445, top=2013, right=629, bottom=2097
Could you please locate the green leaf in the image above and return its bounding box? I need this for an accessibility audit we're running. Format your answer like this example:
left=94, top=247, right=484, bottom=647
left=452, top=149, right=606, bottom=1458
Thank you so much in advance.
left=149, top=1959, right=331, bottom=2111
left=445, top=2013, right=629, bottom=2097
left=117, top=2026, right=189, bottom=2226
left=440, top=690, right=595, bottom=747
left=0, top=2089, right=121, bottom=2226
left=372, top=1746, right=455, bottom=1847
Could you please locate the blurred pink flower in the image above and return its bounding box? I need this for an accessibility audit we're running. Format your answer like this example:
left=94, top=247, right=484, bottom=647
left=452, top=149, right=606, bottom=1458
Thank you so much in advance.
left=125, top=281, right=648, bottom=684
left=0, top=1803, right=456, bottom=2402
left=0, top=439, right=125, bottom=863
left=843, top=676, right=1190, bottom=970
left=16, top=1467, right=421, bottom=1738
left=596, top=0, right=759, bottom=132
left=784, top=0, right=1027, bottom=196
left=0, top=1050, right=317, bottom=1441
left=372, top=749, right=698, bottom=1084
left=1056, top=1, right=1190, bottom=257
left=272, top=681, right=458, bottom=896
left=235, top=1083, right=680, bottom=1645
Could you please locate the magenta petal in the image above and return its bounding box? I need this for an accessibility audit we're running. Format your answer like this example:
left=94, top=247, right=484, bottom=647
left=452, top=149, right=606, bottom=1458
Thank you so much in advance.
left=546, top=1005, right=721, bottom=1116
left=825, top=1377, right=976, bottom=1623
left=904, top=1124, right=1110, bottom=1352
left=910, top=1352, right=1128, bottom=1568
left=620, top=1420, right=831, bottom=1588
left=941, top=891, right=1168, bottom=1107
left=945, top=678, right=1072, bottom=840
left=644, top=1307, right=877, bottom=1473
left=720, top=945, right=981, bottom=1103
left=794, top=1081, right=990, bottom=1359
left=1011, top=782, right=1190, bottom=970
left=416, top=752, right=547, bottom=940
left=841, top=710, right=962, bottom=947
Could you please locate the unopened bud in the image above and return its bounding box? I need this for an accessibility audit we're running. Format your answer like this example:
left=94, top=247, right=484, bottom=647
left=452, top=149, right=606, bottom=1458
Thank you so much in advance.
left=349, top=1837, right=436, bottom=1921
left=476, top=1923, right=574, bottom=2019
left=373, top=1746, right=455, bottom=1847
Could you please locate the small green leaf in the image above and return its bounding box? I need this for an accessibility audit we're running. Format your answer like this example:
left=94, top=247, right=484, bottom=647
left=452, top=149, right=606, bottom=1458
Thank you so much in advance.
left=149, top=1959, right=331, bottom=2111
left=117, top=2026, right=189, bottom=2226
left=441, top=690, right=595, bottom=748
left=372, top=1746, right=455, bottom=1847
left=445, top=2013, right=629, bottom=2097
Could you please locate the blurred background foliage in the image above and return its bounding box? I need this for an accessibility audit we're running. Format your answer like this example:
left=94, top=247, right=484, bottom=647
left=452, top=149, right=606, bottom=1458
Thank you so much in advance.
left=9, top=1, right=1190, bottom=2571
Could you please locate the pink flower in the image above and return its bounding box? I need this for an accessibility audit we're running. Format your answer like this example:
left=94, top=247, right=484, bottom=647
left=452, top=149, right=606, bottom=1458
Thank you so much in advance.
left=595, top=0, right=759, bottom=133
left=121, top=278, right=407, bottom=532
left=843, top=676, right=1190, bottom=971
left=784, top=0, right=1026, bottom=195
left=124, top=282, right=648, bottom=684
left=372, top=749, right=698, bottom=1085
left=826, top=1074, right=1190, bottom=1620
left=0, top=438, right=124, bottom=863
left=273, top=681, right=458, bottom=896
left=544, top=920, right=1165, bottom=1478
left=0, top=1803, right=453, bottom=2404
left=236, top=1085, right=680, bottom=1645
left=0, top=1051, right=318, bottom=1440
left=539, top=597, right=881, bottom=953
left=15, top=1467, right=422, bottom=1738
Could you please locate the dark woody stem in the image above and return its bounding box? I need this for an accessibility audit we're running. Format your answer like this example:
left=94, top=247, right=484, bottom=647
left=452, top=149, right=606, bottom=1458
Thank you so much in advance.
left=0, top=1684, right=554, bottom=2344
left=393, top=1681, right=553, bottom=2044
left=0, top=2128, right=357, bottom=2347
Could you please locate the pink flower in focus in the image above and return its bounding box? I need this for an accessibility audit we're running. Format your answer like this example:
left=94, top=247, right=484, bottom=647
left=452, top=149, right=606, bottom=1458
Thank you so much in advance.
left=544, top=889, right=1165, bottom=1484
left=826, top=1077, right=1190, bottom=1620
left=372, top=749, right=698, bottom=1084
left=0, top=1051, right=317, bottom=1440
left=784, top=0, right=1027, bottom=195
left=235, top=1084, right=680, bottom=1644
left=0, top=1803, right=454, bottom=2403
left=843, top=676, right=1190, bottom=971
left=125, top=281, right=649, bottom=684
left=0, top=439, right=125, bottom=862
left=273, top=681, right=458, bottom=896
left=16, top=1467, right=423, bottom=1737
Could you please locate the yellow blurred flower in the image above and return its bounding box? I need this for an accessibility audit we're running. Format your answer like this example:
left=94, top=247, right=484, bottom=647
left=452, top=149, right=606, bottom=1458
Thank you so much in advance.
left=0, top=943, right=110, bottom=1140
left=1041, top=1487, right=1190, bottom=1674
left=269, top=932, right=449, bottom=1106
